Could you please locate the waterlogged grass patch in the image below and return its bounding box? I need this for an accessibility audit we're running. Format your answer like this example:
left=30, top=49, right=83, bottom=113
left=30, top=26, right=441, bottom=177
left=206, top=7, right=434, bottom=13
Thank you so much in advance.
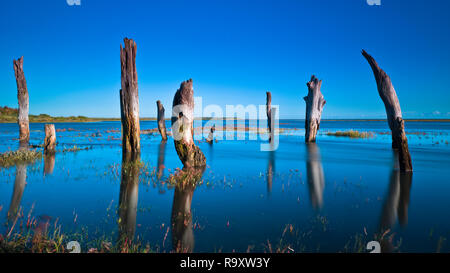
left=0, top=149, right=42, bottom=168
left=326, top=130, right=374, bottom=139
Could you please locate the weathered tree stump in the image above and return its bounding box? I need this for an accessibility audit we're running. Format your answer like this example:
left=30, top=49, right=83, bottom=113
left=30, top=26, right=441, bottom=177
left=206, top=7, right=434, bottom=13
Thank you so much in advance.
left=206, top=124, right=215, bottom=144
left=266, top=91, right=273, bottom=142
left=156, top=100, right=168, bottom=141
left=171, top=79, right=206, bottom=168
left=13, top=57, right=30, bottom=146
left=304, top=75, right=326, bottom=143
left=306, top=143, right=325, bottom=209
left=362, top=50, right=412, bottom=172
left=44, top=124, right=56, bottom=154
left=120, top=38, right=140, bottom=159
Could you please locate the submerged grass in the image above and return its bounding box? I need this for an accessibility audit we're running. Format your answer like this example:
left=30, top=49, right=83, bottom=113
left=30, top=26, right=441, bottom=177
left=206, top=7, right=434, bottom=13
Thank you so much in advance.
left=326, top=130, right=374, bottom=139
left=0, top=149, right=42, bottom=168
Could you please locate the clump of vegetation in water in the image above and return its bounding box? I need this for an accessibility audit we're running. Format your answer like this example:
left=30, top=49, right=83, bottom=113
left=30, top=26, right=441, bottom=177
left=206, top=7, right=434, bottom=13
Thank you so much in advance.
left=326, top=130, right=374, bottom=139
left=61, top=145, right=91, bottom=153
left=0, top=149, right=42, bottom=168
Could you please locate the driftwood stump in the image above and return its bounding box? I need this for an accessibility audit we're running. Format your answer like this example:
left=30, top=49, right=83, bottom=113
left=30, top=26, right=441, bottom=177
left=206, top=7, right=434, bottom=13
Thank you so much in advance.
left=13, top=57, right=30, bottom=146
left=266, top=91, right=273, bottom=142
left=120, top=38, right=140, bottom=159
left=171, top=79, right=206, bottom=168
left=206, top=125, right=215, bottom=144
left=304, top=76, right=326, bottom=143
left=156, top=100, right=168, bottom=141
left=118, top=155, right=140, bottom=242
left=44, top=124, right=56, bottom=154
left=362, top=50, right=412, bottom=172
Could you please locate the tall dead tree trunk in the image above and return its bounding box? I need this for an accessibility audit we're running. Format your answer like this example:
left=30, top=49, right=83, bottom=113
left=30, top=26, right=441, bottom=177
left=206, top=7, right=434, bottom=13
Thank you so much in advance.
left=362, top=50, right=412, bottom=172
left=171, top=79, right=206, bottom=168
left=304, top=75, right=326, bottom=143
left=13, top=57, right=29, bottom=146
left=266, top=91, right=272, bottom=142
left=44, top=124, right=56, bottom=154
left=156, top=100, right=168, bottom=141
left=120, top=38, right=140, bottom=160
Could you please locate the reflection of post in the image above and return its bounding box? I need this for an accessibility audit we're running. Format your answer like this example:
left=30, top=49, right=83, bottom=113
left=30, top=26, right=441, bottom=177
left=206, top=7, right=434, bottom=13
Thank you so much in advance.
left=44, top=153, right=55, bottom=175
left=267, top=151, right=275, bottom=195
left=8, top=163, right=27, bottom=221
left=157, top=140, right=167, bottom=180
left=362, top=50, right=412, bottom=173
left=170, top=167, right=205, bottom=253
left=305, top=143, right=325, bottom=209
left=378, top=151, right=413, bottom=252
left=13, top=57, right=30, bottom=147
left=118, top=154, right=140, bottom=244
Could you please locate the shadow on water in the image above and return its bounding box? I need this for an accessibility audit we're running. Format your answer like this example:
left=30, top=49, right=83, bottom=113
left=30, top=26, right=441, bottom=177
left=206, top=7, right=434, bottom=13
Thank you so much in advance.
left=117, top=154, right=140, bottom=244
left=171, top=167, right=205, bottom=253
left=378, top=151, right=413, bottom=253
left=157, top=140, right=167, bottom=180
left=305, top=143, right=325, bottom=210
left=8, top=163, right=27, bottom=222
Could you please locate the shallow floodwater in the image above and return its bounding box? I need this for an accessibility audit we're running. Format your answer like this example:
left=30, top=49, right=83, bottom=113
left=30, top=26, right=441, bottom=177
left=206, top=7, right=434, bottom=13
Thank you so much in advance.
left=0, top=120, right=449, bottom=253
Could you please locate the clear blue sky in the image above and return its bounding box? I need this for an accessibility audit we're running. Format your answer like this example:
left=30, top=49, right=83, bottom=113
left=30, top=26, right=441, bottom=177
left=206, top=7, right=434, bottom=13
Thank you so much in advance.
left=1, top=0, right=449, bottom=119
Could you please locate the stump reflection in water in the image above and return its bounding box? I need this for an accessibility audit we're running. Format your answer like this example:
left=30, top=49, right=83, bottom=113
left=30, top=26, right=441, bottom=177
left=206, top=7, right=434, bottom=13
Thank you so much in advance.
left=8, top=163, right=27, bottom=222
left=305, top=143, right=325, bottom=210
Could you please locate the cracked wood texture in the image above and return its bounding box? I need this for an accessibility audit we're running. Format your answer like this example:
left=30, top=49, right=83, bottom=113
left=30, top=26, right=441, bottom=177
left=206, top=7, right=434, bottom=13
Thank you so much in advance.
left=156, top=100, right=168, bottom=141
left=362, top=50, right=412, bottom=172
left=304, top=75, right=326, bottom=143
left=13, top=57, right=30, bottom=145
left=44, top=124, right=56, bottom=154
left=120, top=38, right=140, bottom=159
left=171, top=79, right=206, bottom=168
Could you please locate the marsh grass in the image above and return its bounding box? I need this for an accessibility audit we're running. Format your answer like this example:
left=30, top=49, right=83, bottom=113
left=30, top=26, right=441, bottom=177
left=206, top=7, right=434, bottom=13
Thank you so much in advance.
left=326, top=130, right=374, bottom=139
left=0, top=149, right=42, bottom=168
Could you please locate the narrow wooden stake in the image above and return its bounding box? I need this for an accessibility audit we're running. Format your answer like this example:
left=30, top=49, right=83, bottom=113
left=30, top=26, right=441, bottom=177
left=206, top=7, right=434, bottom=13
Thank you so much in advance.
left=362, top=50, right=412, bottom=172
left=44, top=124, right=56, bottom=154
left=266, top=91, right=272, bottom=142
left=120, top=38, right=140, bottom=159
left=171, top=79, right=206, bottom=168
left=156, top=100, right=168, bottom=141
left=304, top=75, right=326, bottom=143
left=13, top=57, right=30, bottom=146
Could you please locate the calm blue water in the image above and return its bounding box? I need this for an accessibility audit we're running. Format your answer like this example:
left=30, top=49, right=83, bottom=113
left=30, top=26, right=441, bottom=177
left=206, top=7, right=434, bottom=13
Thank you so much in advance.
left=0, top=120, right=449, bottom=253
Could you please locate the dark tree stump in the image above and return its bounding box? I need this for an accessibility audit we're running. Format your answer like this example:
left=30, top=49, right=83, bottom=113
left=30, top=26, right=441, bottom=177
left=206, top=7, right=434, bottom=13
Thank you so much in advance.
left=44, top=124, right=56, bottom=154
left=171, top=79, right=206, bottom=168
left=206, top=124, right=215, bottom=144
left=120, top=38, right=140, bottom=159
left=362, top=50, right=412, bottom=172
left=13, top=57, right=30, bottom=146
left=304, top=75, right=326, bottom=143
left=156, top=100, right=168, bottom=141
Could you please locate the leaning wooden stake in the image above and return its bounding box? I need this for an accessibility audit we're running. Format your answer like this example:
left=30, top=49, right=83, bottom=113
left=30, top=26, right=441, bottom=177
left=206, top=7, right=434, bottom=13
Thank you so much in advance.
left=13, top=57, right=30, bottom=146
left=171, top=79, right=206, bottom=168
left=156, top=100, right=168, bottom=141
left=304, top=75, right=326, bottom=143
left=266, top=91, right=272, bottom=142
left=44, top=124, right=56, bottom=154
left=120, top=38, right=140, bottom=159
left=362, top=50, right=412, bottom=172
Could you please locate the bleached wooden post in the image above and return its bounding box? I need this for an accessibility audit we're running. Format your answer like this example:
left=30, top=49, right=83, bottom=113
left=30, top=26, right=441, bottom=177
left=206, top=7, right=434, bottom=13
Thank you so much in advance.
left=266, top=91, right=272, bottom=142
left=120, top=38, right=140, bottom=159
left=44, top=124, right=56, bottom=154
left=362, top=50, right=412, bottom=172
left=13, top=57, right=30, bottom=146
left=171, top=79, right=206, bottom=168
left=304, top=76, right=326, bottom=143
left=156, top=100, right=168, bottom=141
